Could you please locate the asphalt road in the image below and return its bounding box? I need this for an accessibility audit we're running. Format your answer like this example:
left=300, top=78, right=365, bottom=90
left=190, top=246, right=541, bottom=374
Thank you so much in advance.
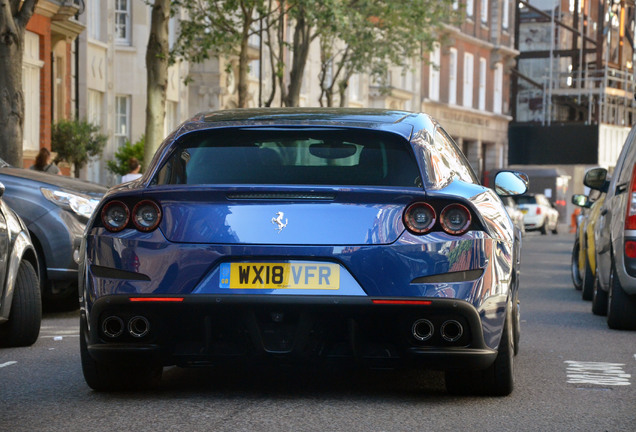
left=1, top=229, right=635, bottom=431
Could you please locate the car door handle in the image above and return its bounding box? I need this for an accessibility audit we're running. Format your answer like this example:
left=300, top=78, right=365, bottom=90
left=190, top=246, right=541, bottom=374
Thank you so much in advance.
left=616, top=183, right=627, bottom=194
left=601, top=209, right=608, bottom=216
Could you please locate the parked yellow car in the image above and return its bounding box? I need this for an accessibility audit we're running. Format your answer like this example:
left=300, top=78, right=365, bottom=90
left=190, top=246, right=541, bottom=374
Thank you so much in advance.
left=571, top=192, right=605, bottom=300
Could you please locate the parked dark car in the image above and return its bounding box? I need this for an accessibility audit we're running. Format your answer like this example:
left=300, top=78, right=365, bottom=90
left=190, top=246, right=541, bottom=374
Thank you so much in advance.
left=0, top=158, right=107, bottom=309
left=0, top=182, right=41, bottom=347
left=79, top=108, right=527, bottom=395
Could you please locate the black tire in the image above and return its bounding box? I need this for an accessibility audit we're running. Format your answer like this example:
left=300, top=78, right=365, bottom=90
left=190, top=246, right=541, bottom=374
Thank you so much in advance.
left=571, top=239, right=583, bottom=290
left=591, top=271, right=608, bottom=316
left=445, top=307, right=514, bottom=396
left=581, top=255, right=595, bottom=301
left=0, top=260, right=41, bottom=347
left=80, top=320, right=162, bottom=391
left=607, top=265, right=636, bottom=330
left=540, top=222, right=547, bottom=235
left=551, top=222, right=558, bottom=234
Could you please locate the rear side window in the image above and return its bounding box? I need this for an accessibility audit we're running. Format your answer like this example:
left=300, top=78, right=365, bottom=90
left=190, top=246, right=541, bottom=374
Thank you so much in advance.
left=153, top=128, right=421, bottom=187
left=515, top=196, right=537, bottom=205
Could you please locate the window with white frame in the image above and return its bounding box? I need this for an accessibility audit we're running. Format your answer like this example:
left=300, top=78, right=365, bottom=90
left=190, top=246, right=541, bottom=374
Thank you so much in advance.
left=164, top=101, right=178, bottom=137
left=479, top=57, right=486, bottom=110
left=449, top=48, right=457, bottom=105
left=494, top=62, right=503, bottom=114
left=463, top=53, right=474, bottom=108
left=466, top=0, right=474, bottom=17
left=115, top=0, right=131, bottom=45
left=349, top=74, right=361, bottom=101
left=22, top=31, right=42, bottom=152
left=87, top=90, right=103, bottom=127
left=115, top=95, right=130, bottom=147
left=481, top=0, right=488, bottom=23
left=88, top=0, right=100, bottom=40
left=168, top=16, right=176, bottom=49
left=429, top=43, right=441, bottom=101
left=502, top=0, right=509, bottom=30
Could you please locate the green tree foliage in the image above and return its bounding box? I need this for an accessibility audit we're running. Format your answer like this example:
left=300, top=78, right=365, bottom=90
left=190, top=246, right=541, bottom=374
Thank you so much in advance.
left=172, top=0, right=267, bottom=108
left=51, top=119, right=107, bottom=178
left=107, top=135, right=145, bottom=176
left=318, top=0, right=460, bottom=107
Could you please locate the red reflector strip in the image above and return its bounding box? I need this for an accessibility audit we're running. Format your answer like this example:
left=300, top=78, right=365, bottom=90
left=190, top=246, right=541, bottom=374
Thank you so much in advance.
left=372, top=300, right=432, bottom=305
left=625, top=241, right=636, bottom=258
left=129, top=297, right=184, bottom=302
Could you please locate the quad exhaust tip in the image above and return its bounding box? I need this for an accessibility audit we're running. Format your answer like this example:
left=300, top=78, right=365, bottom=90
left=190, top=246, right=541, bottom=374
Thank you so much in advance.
left=102, top=316, right=124, bottom=338
left=412, top=319, right=434, bottom=341
left=441, top=320, right=464, bottom=342
left=128, top=316, right=150, bottom=338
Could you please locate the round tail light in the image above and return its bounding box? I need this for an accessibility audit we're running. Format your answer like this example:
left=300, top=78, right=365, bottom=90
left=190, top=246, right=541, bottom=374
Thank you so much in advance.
left=101, top=201, right=130, bottom=232
left=403, top=202, right=436, bottom=235
left=440, top=203, right=471, bottom=235
left=132, top=200, right=162, bottom=232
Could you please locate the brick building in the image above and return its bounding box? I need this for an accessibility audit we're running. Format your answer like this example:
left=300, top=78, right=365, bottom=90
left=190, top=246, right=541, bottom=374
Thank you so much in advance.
left=421, top=0, right=518, bottom=183
left=22, top=0, right=84, bottom=173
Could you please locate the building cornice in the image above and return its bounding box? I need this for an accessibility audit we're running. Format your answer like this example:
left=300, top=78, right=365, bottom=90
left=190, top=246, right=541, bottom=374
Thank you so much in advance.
left=441, top=24, right=520, bottom=58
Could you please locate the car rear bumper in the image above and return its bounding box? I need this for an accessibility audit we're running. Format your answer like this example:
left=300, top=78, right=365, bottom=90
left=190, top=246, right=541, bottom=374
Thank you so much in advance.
left=83, top=295, right=498, bottom=371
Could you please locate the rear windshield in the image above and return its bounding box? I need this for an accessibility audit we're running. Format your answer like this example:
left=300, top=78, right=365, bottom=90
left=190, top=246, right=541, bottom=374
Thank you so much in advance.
left=153, top=128, right=421, bottom=187
left=514, top=196, right=537, bottom=205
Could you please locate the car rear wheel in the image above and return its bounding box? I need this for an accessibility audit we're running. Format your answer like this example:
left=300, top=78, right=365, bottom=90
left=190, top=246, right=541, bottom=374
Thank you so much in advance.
left=80, top=321, right=162, bottom=391
left=0, top=260, right=41, bottom=347
left=540, top=222, right=547, bottom=235
left=607, top=265, right=636, bottom=330
left=571, top=239, right=583, bottom=290
left=581, top=255, right=595, bottom=300
left=445, top=306, right=514, bottom=396
left=551, top=221, right=558, bottom=234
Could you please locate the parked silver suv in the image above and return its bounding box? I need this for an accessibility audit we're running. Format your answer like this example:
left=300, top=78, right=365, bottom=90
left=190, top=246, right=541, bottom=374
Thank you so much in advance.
left=585, top=126, right=636, bottom=330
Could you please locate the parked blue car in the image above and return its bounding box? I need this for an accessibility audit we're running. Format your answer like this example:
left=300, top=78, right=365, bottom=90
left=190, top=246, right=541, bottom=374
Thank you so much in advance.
left=0, top=158, right=107, bottom=309
left=79, top=108, right=528, bottom=395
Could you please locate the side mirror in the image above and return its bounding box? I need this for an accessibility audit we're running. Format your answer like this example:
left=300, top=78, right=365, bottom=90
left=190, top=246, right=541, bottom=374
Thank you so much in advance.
left=494, top=171, right=529, bottom=197
left=584, top=167, right=608, bottom=191
left=572, top=194, right=590, bottom=208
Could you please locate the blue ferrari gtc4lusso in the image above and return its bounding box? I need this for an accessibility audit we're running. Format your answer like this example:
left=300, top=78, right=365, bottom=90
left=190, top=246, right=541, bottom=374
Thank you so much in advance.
left=79, top=108, right=528, bottom=395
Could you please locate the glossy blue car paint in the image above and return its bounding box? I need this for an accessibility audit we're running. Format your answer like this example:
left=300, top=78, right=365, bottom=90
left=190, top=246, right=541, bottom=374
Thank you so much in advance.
left=79, top=108, right=525, bottom=394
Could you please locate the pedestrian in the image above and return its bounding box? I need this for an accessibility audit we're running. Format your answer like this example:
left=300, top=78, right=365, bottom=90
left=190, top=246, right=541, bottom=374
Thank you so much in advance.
left=121, top=157, right=142, bottom=183
left=29, top=147, right=61, bottom=175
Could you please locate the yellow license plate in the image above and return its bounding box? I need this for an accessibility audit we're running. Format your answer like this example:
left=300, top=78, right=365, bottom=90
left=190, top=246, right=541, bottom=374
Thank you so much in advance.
left=219, top=262, right=340, bottom=289
left=520, top=209, right=528, bottom=214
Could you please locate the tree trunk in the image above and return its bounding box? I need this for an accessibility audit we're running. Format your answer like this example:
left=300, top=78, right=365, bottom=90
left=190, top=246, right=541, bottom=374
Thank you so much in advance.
left=284, top=13, right=312, bottom=107
left=144, top=0, right=170, bottom=166
left=237, top=11, right=254, bottom=108
left=0, top=0, right=38, bottom=167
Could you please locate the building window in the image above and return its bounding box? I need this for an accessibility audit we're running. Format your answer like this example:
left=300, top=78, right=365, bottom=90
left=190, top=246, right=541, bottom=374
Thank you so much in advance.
left=449, top=48, right=457, bottom=105
left=463, top=53, right=474, bottom=108
left=115, top=0, right=131, bottom=45
left=88, top=0, right=100, bottom=40
left=466, top=0, right=474, bottom=17
left=502, top=0, right=509, bottom=30
left=429, top=43, right=441, bottom=101
left=481, top=0, right=488, bottom=23
left=22, top=31, right=43, bottom=152
left=349, top=74, right=361, bottom=102
left=88, top=90, right=103, bottom=127
left=494, top=62, right=503, bottom=114
left=115, top=95, right=130, bottom=147
left=479, top=57, right=486, bottom=111
left=164, top=101, right=178, bottom=137
left=452, top=0, right=459, bottom=10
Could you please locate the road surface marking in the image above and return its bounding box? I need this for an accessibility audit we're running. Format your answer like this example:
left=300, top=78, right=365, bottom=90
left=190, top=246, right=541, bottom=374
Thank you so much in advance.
left=565, top=361, right=631, bottom=386
left=0, top=361, right=17, bottom=368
